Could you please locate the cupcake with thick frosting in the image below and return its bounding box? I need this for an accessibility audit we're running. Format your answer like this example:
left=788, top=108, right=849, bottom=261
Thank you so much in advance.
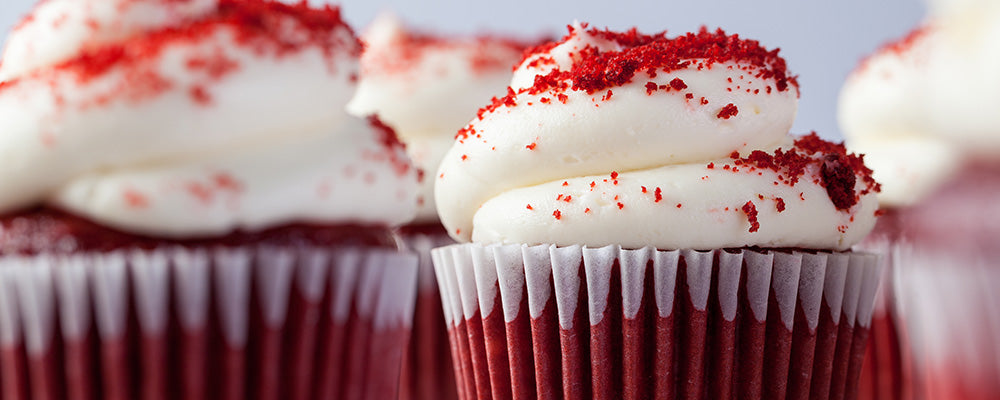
left=437, top=23, right=879, bottom=250
left=0, top=1, right=420, bottom=399
left=433, top=23, right=883, bottom=400
left=839, top=1, right=1000, bottom=398
left=346, top=14, right=535, bottom=400
left=348, top=13, right=532, bottom=224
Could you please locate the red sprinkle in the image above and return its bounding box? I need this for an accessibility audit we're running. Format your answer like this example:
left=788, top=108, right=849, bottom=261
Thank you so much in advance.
left=742, top=201, right=760, bottom=232
left=717, top=103, right=739, bottom=119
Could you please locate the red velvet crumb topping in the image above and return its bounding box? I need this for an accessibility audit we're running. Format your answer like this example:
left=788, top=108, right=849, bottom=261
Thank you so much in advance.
left=741, top=201, right=760, bottom=232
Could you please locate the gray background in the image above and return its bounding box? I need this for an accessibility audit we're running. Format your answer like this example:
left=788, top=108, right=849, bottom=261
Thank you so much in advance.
left=0, top=0, right=926, bottom=140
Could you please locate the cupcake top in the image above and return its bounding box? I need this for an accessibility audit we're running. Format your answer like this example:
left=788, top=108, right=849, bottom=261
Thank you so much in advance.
left=838, top=0, right=1000, bottom=207
left=347, top=13, right=531, bottom=223
left=0, top=0, right=420, bottom=238
left=436, top=23, right=880, bottom=250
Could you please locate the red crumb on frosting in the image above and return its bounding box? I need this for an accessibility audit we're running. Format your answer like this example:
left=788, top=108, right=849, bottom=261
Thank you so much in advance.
left=874, top=209, right=886, bottom=217
left=676, top=203, right=682, bottom=208
left=11, top=0, right=360, bottom=104
left=654, top=187, right=663, bottom=202
left=610, top=171, right=619, bottom=179
left=717, top=103, right=739, bottom=119
left=562, top=181, right=569, bottom=186
left=526, top=142, right=537, bottom=150
left=461, top=26, right=799, bottom=134
left=526, top=204, right=533, bottom=210
left=855, top=25, right=931, bottom=74
left=367, top=116, right=412, bottom=176
left=775, top=197, right=786, bottom=212
left=645, top=82, right=658, bottom=94
left=617, top=202, right=625, bottom=209
left=123, top=189, right=149, bottom=208
left=724, top=132, right=879, bottom=211
left=669, top=78, right=688, bottom=90
left=584, top=208, right=591, bottom=213
left=741, top=201, right=760, bottom=232
left=553, top=209, right=562, bottom=220
left=516, top=25, right=797, bottom=95
left=641, top=186, right=647, bottom=193
left=367, top=24, right=538, bottom=75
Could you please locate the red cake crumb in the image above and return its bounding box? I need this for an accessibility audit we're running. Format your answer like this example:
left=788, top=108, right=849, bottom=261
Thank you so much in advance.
left=645, top=82, right=658, bottom=94
left=654, top=187, right=663, bottom=202
left=775, top=197, right=786, bottom=212
left=526, top=142, right=537, bottom=150
left=367, top=116, right=412, bottom=176
left=526, top=204, right=533, bottom=210
left=669, top=78, right=688, bottom=90
left=717, top=103, right=739, bottom=119
left=724, top=133, right=879, bottom=211
left=4, top=0, right=360, bottom=104
left=366, top=24, right=537, bottom=75
left=610, top=171, right=619, bottom=179
left=617, top=202, right=625, bottom=209
left=742, top=201, right=760, bottom=232
left=553, top=209, right=562, bottom=220
left=123, top=189, right=149, bottom=208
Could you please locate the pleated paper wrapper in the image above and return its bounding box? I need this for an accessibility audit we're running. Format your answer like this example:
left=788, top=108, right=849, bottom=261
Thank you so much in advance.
left=0, top=245, right=418, bottom=400
left=433, top=244, right=881, bottom=400
left=396, top=229, right=459, bottom=400
left=856, top=236, right=1000, bottom=400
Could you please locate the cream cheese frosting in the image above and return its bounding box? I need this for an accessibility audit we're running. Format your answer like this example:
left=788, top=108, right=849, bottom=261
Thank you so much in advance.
left=347, top=13, right=529, bottom=222
left=839, top=0, right=1000, bottom=206
left=436, top=24, right=880, bottom=250
left=0, top=0, right=420, bottom=237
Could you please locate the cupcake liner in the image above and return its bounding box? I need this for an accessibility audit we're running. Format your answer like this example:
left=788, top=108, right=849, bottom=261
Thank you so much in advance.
left=396, top=229, right=459, bottom=400
left=432, top=244, right=881, bottom=400
left=0, top=245, right=418, bottom=400
left=857, top=237, right=1000, bottom=400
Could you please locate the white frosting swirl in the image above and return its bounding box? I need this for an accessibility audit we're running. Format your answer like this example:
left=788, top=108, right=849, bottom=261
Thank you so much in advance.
left=348, top=13, right=527, bottom=222
left=0, top=0, right=420, bottom=236
left=436, top=24, right=880, bottom=250
left=839, top=0, right=1000, bottom=206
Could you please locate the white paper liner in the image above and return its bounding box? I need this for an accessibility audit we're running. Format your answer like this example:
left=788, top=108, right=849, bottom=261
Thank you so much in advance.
left=396, top=230, right=460, bottom=400
left=0, top=245, right=418, bottom=400
left=433, top=244, right=881, bottom=400
left=856, top=237, right=1000, bottom=400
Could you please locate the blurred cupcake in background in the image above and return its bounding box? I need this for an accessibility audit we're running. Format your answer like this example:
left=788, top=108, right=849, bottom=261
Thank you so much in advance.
left=839, top=0, right=1000, bottom=398
left=433, top=23, right=884, bottom=400
left=0, top=1, right=421, bottom=399
left=348, top=13, right=538, bottom=400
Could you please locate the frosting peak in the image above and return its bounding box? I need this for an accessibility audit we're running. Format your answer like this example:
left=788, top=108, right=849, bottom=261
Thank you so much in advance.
left=436, top=24, right=878, bottom=250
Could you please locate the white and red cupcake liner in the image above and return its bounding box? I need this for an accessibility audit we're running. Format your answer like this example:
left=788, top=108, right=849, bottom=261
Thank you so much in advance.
left=396, top=230, right=459, bottom=400
left=857, top=236, right=1000, bottom=400
left=0, top=245, right=418, bottom=400
left=433, top=244, right=881, bottom=400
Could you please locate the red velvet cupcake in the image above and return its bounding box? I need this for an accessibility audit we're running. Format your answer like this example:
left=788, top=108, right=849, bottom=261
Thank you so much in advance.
left=432, top=24, right=884, bottom=400
left=348, top=14, right=538, bottom=400
left=0, top=1, right=421, bottom=399
left=840, top=2, right=1000, bottom=397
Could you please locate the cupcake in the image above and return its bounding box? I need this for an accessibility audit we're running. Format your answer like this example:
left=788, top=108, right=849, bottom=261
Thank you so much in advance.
left=0, top=1, right=421, bottom=399
left=839, top=1, right=1000, bottom=398
left=347, top=14, right=533, bottom=400
left=433, top=23, right=883, bottom=400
